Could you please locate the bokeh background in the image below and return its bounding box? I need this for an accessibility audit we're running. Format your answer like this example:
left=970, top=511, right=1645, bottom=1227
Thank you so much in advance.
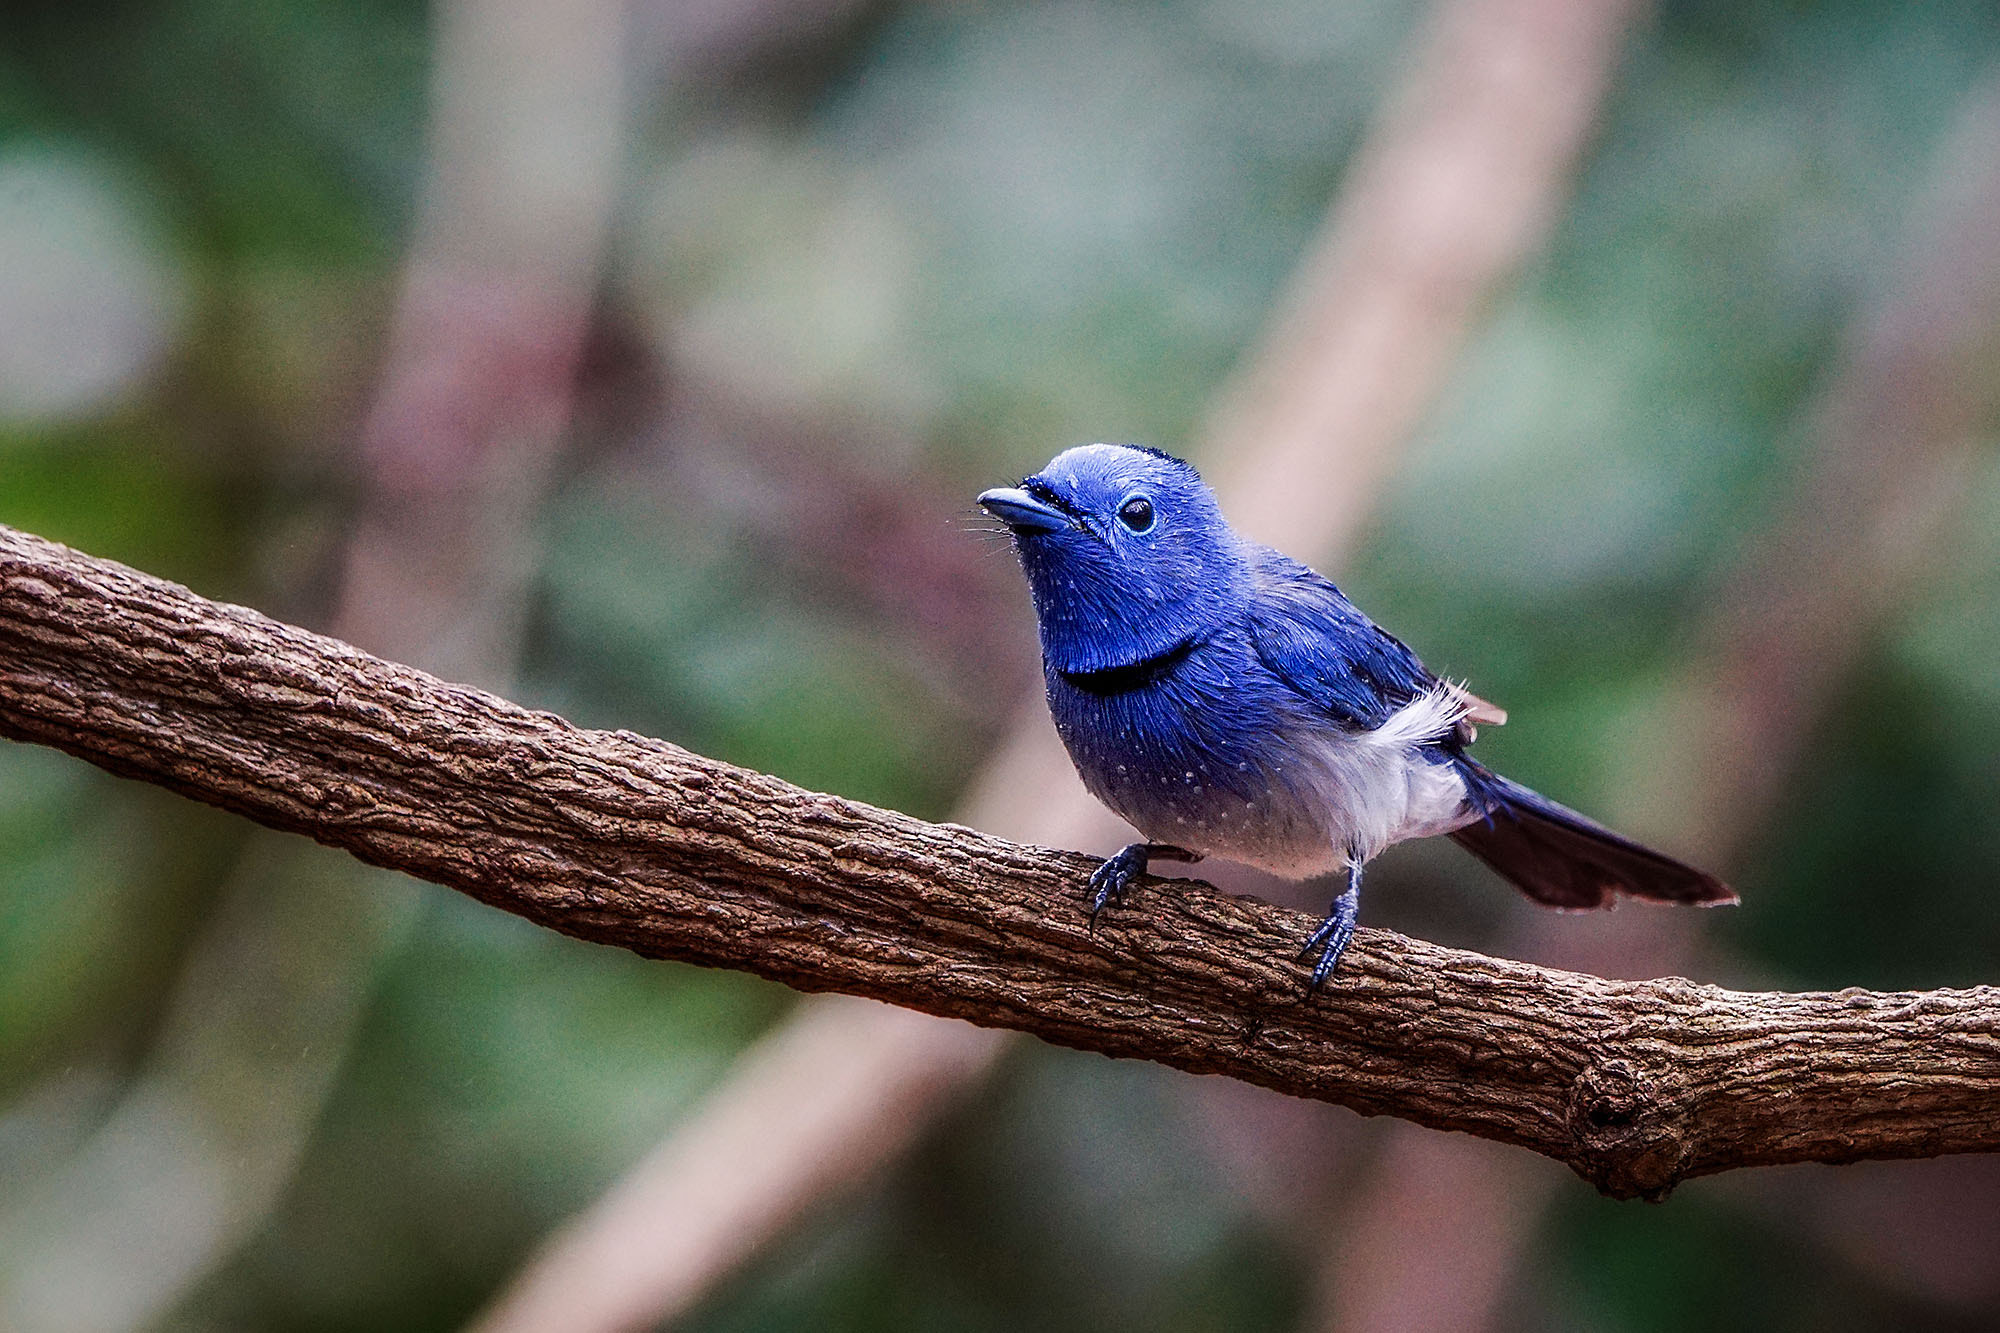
left=5, top=0, right=2000, bottom=1329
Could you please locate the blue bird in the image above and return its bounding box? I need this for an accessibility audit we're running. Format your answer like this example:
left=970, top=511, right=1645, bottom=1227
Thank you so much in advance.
left=978, top=443, right=1735, bottom=990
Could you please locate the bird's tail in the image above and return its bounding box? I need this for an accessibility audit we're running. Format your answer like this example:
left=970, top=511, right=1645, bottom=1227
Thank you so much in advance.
left=1449, top=762, right=1736, bottom=910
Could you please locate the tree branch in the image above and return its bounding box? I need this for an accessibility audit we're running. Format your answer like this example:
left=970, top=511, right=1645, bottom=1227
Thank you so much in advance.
left=3, top=522, right=1997, bottom=1201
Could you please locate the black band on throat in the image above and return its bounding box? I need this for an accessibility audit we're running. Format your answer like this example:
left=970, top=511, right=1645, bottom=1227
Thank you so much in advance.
left=1057, top=636, right=1199, bottom=696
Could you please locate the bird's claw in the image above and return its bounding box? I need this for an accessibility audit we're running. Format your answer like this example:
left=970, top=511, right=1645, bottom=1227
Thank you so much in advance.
left=1295, top=918, right=1335, bottom=960
left=1087, top=846, right=1146, bottom=921
left=1300, top=916, right=1354, bottom=994
left=1300, top=872, right=1362, bottom=995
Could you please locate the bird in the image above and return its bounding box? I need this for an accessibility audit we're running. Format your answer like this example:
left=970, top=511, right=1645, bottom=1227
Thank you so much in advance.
left=977, top=442, right=1735, bottom=990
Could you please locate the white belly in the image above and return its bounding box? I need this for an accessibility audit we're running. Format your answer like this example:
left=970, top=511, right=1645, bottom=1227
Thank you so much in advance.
left=1116, top=688, right=1476, bottom=881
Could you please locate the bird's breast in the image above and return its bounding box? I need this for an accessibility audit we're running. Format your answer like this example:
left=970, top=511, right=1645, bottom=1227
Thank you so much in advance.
left=1045, top=632, right=1471, bottom=878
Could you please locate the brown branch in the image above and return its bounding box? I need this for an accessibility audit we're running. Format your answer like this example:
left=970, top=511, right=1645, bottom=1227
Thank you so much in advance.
left=3, top=523, right=1998, bottom=1201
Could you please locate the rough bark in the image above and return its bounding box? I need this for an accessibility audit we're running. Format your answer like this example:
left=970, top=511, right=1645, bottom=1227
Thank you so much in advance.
left=2, top=522, right=1997, bottom=1201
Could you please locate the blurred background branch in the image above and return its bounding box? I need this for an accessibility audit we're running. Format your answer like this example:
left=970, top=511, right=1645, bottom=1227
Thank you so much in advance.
left=0, top=0, right=628, bottom=1326
left=1319, top=63, right=2000, bottom=1333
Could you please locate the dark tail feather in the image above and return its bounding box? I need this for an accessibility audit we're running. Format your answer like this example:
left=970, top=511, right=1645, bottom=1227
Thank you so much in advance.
left=1449, top=765, right=1736, bottom=911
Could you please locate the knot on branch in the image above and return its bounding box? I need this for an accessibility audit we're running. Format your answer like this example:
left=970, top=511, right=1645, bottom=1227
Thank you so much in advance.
left=1566, top=1055, right=1693, bottom=1201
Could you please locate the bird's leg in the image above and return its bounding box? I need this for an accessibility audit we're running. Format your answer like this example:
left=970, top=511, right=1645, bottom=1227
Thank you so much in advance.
left=1300, top=855, right=1363, bottom=992
left=1088, top=843, right=1202, bottom=921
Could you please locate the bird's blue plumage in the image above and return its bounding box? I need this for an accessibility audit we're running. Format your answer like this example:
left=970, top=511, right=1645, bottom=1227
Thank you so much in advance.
left=979, top=443, right=1734, bottom=990
left=1246, top=550, right=1435, bottom=731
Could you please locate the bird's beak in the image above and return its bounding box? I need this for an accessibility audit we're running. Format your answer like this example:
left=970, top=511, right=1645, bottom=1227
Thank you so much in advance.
left=977, top=486, right=1070, bottom=535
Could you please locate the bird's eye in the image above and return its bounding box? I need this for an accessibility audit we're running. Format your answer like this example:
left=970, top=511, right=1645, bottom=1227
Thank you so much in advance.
left=1117, top=495, right=1155, bottom=533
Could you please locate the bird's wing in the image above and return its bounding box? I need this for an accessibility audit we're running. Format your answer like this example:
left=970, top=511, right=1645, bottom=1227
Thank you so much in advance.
left=1244, top=549, right=1445, bottom=730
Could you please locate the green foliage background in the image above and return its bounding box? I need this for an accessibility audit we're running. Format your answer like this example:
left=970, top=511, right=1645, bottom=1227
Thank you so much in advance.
left=4, top=1, right=2000, bottom=1329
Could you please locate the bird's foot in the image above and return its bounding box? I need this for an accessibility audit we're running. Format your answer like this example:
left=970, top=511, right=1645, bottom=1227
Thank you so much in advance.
left=1299, top=862, right=1363, bottom=993
left=1087, top=843, right=1201, bottom=923
left=1088, top=846, right=1146, bottom=920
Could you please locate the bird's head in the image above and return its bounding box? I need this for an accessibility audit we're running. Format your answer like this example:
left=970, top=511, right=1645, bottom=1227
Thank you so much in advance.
left=978, top=443, right=1247, bottom=674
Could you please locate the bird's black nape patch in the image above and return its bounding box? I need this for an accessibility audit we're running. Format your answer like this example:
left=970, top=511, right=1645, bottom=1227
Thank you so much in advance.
left=1103, top=442, right=1201, bottom=479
